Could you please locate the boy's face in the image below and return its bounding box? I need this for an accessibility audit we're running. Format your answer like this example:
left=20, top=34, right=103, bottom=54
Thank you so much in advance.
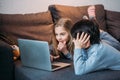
left=55, top=26, right=69, bottom=43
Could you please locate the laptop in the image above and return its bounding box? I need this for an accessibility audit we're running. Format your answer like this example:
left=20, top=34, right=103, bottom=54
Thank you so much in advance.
left=18, top=39, right=71, bottom=71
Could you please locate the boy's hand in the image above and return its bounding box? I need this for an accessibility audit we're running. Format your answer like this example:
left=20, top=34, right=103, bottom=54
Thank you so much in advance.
left=73, top=32, right=90, bottom=49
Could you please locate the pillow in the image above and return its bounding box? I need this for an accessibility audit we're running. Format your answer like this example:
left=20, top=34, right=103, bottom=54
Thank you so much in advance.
left=0, top=11, right=54, bottom=44
left=49, top=4, right=106, bottom=31
left=106, top=10, right=120, bottom=42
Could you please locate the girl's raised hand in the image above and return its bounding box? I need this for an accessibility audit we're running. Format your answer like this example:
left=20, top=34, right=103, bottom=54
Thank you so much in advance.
left=57, top=41, right=69, bottom=54
left=57, top=41, right=66, bottom=51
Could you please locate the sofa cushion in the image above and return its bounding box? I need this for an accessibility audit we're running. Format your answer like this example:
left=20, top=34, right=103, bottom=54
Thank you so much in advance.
left=0, top=11, right=54, bottom=44
left=49, top=4, right=106, bottom=31
left=106, top=10, right=120, bottom=42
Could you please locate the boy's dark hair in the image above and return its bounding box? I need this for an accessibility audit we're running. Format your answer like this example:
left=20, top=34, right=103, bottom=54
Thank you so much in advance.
left=71, top=19, right=100, bottom=44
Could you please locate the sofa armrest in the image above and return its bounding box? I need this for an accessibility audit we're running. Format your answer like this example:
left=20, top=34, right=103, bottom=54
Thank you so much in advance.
left=0, top=40, right=15, bottom=80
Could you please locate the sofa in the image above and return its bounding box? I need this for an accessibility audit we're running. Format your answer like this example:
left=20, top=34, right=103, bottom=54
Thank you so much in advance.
left=0, top=4, right=120, bottom=80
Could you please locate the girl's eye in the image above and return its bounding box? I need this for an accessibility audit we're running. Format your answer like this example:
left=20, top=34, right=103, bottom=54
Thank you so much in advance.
left=55, top=34, right=58, bottom=36
left=61, top=33, right=65, bottom=36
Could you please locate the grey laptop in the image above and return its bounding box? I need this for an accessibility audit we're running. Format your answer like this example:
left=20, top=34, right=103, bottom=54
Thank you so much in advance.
left=18, top=39, right=71, bottom=71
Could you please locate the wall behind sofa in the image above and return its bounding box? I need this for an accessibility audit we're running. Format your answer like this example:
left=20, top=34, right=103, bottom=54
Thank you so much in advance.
left=0, top=0, right=120, bottom=14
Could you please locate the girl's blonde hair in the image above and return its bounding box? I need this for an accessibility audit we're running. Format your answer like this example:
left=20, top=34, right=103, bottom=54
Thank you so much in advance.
left=52, top=18, right=74, bottom=56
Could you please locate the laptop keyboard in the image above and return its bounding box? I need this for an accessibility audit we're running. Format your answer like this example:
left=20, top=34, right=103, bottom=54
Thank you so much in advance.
left=52, top=65, right=60, bottom=69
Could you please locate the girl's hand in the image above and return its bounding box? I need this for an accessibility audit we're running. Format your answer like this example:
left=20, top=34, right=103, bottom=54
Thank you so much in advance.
left=57, top=41, right=69, bottom=54
left=57, top=41, right=66, bottom=51
left=73, top=32, right=90, bottom=49
left=50, top=55, right=60, bottom=62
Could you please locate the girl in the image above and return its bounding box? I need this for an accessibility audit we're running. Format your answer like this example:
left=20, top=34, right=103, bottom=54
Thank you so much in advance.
left=50, top=18, right=74, bottom=61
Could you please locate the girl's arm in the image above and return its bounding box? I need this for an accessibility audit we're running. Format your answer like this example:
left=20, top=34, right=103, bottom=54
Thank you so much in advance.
left=63, top=52, right=72, bottom=60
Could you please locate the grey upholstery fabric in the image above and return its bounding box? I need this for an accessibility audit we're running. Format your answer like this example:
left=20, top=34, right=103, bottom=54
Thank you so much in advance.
left=15, top=60, right=120, bottom=80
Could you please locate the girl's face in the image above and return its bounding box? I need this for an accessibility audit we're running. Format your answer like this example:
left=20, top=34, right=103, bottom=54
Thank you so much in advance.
left=55, top=26, right=69, bottom=43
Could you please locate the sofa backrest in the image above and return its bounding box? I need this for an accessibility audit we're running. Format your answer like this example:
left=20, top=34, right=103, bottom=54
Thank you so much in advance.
left=49, top=4, right=120, bottom=42
left=106, top=10, right=120, bottom=42
left=0, top=4, right=120, bottom=45
left=0, top=11, right=54, bottom=45
left=49, top=4, right=106, bottom=31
